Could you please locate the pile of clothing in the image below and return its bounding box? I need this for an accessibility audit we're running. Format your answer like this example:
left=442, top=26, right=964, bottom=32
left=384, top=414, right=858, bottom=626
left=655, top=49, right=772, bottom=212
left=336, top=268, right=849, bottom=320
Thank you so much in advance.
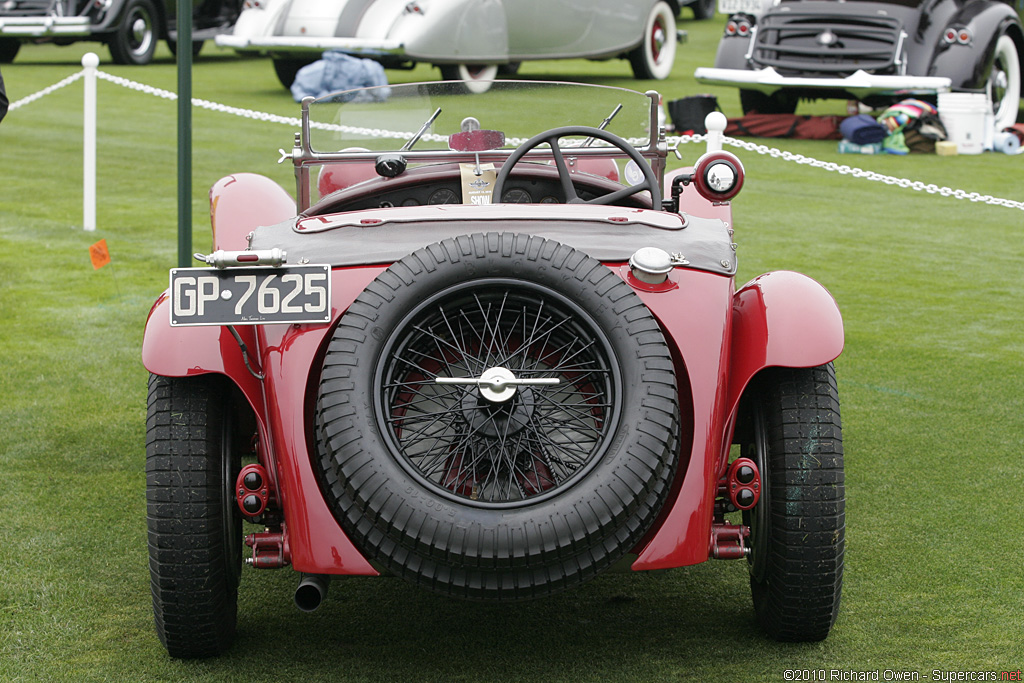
left=683, top=94, right=1015, bottom=156
left=290, top=51, right=390, bottom=103
left=838, top=99, right=947, bottom=154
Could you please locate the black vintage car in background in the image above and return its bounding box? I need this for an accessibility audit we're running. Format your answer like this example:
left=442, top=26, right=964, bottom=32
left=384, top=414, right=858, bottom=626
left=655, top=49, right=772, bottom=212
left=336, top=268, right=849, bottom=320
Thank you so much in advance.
left=0, top=0, right=242, bottom=64
left=695, top=0, right=1023, bottom=130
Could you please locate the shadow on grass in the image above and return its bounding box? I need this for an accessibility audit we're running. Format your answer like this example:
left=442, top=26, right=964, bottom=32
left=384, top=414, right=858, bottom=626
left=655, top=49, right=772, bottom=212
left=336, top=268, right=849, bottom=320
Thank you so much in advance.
left=186, top=562, right=810, bottom=681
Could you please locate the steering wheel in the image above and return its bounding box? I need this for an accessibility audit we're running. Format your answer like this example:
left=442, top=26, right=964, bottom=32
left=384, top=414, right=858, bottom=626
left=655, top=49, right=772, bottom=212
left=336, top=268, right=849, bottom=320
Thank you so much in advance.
left=492, top=126, right=662, bottom=208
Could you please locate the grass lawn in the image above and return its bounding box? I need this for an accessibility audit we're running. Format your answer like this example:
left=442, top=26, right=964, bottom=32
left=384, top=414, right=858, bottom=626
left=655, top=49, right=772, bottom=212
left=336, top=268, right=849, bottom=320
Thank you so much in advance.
left=1, top=13, right=1022, bottom=682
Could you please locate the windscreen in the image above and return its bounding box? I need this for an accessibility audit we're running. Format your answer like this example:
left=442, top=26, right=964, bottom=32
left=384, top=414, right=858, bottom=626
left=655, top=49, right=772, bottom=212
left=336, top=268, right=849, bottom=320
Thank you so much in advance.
left=306, top=80, right=656, bottom=155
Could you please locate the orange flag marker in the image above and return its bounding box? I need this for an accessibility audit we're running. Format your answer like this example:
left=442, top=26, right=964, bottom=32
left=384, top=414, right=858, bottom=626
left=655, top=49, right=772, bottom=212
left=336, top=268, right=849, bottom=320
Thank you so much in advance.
left=89, top=239, right=111, bottom=270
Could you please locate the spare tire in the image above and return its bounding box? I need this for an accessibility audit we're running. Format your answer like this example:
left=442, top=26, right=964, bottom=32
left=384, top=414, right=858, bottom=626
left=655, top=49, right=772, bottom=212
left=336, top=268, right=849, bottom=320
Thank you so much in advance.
left=315, top=233, right=679, bottom=600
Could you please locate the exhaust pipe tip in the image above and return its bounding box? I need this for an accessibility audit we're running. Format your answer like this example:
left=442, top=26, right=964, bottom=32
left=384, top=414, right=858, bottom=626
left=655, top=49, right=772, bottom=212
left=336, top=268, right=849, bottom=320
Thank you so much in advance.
left=294, top=573, right=330, bottom=612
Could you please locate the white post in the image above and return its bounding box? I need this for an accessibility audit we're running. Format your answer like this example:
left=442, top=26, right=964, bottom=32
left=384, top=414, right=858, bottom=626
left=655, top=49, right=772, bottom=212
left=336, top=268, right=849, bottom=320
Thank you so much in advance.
left=705, top=111, right=727, bottom=154
left=82, top=52, right=99, bottom=232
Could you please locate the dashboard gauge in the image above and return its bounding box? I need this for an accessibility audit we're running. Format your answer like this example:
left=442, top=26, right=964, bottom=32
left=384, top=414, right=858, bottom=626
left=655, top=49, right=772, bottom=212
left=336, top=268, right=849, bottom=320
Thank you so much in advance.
left=401, top=197, right=421, bottom=206
left=540, top=196, right=560, bottom=204
left=501, top=188, right=532, bottom=203
left=428, top=188, right=460, bottom=205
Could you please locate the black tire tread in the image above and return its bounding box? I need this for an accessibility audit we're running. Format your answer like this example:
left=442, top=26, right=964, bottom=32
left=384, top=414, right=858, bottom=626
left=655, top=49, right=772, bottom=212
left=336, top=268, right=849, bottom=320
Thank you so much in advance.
left=750, top=364, right=844, bottom=642
left=739, top=89, right=799, bottom=115
left=316, top=233, right=679, bottom=601
left=0, top=37, right=20, bottom=63
left=272, top=57, right=316, bottom=89
left=108, top=0, right=158, bottom=65
left=690, top=0, right=716, bottom=20
left=146, top=373, right=238, bottom=658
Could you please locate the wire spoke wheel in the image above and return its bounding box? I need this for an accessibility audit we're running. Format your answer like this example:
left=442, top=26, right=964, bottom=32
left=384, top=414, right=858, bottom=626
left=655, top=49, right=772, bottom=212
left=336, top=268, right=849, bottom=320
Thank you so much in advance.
left=379, top=282, right=617, bottom=506
left=316, top=233, right=679, bottom=600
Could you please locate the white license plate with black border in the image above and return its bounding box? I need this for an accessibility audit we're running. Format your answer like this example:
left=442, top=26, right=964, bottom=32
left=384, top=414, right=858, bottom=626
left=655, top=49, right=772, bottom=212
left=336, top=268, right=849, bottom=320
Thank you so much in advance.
left=718, top=0, right=762, bottom=15
left=169, top=265, right=331, bottom=327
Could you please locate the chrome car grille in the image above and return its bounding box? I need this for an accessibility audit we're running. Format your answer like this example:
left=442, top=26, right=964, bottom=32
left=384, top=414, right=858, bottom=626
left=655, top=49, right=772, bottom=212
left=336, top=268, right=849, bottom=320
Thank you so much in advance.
left=750, top=11, right=905, bottom=75
left=0, top=1, right=61, bottom=16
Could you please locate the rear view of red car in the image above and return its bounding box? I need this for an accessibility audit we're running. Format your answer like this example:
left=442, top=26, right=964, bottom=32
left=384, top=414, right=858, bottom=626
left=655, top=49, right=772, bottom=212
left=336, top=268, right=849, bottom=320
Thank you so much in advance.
left=142, top=80, right=845, bottom=657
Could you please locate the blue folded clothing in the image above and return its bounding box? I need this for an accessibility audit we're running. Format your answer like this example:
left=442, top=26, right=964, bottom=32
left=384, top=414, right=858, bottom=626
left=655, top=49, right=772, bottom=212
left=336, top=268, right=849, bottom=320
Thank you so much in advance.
left=840, top=114, right=888, bottom=145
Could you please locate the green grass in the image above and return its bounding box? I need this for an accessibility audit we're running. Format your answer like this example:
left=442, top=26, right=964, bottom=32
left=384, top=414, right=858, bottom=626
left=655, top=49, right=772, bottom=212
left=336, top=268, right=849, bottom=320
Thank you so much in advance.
left=1, top=16, right=1023, bottom=682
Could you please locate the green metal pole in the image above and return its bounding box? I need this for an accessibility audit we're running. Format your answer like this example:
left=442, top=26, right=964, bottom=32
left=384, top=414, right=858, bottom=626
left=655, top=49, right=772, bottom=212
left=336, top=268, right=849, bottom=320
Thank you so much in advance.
left=177, top=0, right=193, bottom=268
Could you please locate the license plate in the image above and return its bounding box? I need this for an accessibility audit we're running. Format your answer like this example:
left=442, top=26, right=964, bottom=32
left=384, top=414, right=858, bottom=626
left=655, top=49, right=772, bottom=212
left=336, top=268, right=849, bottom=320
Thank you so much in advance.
left=718, top=0, right=762, bottom=15
left=169, top=265, right=331, bottom=327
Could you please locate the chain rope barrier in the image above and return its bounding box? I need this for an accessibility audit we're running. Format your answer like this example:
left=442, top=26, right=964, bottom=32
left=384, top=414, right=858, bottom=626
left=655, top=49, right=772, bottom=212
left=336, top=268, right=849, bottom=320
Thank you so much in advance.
left=671, top=134, right=1024, bottom=211
left=8, top=70, right=85, bottom=111
left=10, top=67, right=1024, bottom=212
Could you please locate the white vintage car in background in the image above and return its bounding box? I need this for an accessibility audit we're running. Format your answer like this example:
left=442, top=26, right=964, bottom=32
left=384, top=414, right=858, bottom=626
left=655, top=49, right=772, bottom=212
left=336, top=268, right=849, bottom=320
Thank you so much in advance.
left=216, top=0, right=685, bottom=92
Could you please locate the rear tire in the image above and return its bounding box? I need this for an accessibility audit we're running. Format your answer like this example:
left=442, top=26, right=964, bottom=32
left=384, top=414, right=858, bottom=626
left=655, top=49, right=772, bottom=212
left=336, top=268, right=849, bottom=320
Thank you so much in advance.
left=742, top=364, right=844, bottom=642
left=987, top=34, right=1021, bottom=132
left=439, top=64, right=499, bottom=94
left=108, top=0, right=158, bottom=65
left=629, top=1, right=676, bottom=80
left=690, top=0, right=716, bottom=20
left=0, top=38, right=20, bottom=63
left=167, top=38, right=205, bottom=59
left=739, top=89, right=798, bottom=115
left=146, top=373, right=242, bottom=658
left=273, top=57, right=317, bottom=89
left=316, top=233, right=680, bottom=601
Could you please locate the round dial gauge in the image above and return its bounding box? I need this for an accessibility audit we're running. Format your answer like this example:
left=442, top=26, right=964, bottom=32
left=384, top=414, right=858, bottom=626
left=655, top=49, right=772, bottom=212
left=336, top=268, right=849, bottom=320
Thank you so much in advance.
left=501, top=188, right=532, bottom=203
left=428, top=188, right=460, bottom=205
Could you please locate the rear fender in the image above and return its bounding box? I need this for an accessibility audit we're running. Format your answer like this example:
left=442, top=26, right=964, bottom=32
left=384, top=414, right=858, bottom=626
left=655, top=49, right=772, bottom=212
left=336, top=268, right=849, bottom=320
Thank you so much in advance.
left=713, top=26, right=753, bottom=70
left=725, top=270, right=844, bottom=422
left=142, top=292, right=266, bottom=427
left=209, top=173, right=296, bottom=252
left=142, top=267, right=387, bottom=577
left=396, top=0, right=508, bottom=62
left=141, top=172, right=295, bottom=418
left=929, top=3, right=1023, bottom=89
left=93, top=0, right=146, bottom=32
left=232, top=0, right=292, bottom=38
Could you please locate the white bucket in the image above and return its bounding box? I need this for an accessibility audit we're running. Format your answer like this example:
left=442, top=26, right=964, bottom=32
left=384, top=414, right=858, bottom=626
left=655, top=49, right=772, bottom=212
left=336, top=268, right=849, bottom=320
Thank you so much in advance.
left=938, top=92, right=990, bottom=155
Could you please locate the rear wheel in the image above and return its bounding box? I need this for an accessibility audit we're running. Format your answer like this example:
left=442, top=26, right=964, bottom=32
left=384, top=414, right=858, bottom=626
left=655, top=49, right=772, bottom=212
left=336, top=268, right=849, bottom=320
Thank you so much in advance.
left=439, top=64, right=499, bottom=94
left=740, top=89, right=798, bottom=115
left=146, top=374, right=242, bottom=658
left=987, top=34, right=1021, bottom=132
left=316, top=233, right=680, bottom=600
left=0, top=38, right=20, bottom=63
left=742, top=364, right=844, bottom=642
left=273, top=57, right=317, bottom=89
left=690, top=0, right=716, bottom=20
left=108, top=0, right=158, bottom=65
left=167, top=38, right=205, bottom=59
left=629, top=1, right=677, bottom=80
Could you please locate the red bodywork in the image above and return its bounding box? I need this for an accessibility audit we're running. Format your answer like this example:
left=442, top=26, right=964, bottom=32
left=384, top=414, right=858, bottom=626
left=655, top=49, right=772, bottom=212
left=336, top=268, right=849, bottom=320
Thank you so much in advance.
left=143, top=170, right=843, bottom=576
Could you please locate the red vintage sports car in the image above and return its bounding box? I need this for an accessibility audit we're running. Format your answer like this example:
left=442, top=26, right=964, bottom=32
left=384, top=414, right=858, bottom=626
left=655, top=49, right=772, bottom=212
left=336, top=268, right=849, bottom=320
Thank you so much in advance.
left=142, top=80, right=846, bottom=658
